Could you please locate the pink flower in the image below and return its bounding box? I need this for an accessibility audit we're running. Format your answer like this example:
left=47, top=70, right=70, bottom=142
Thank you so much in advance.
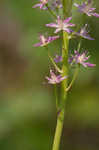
left=34, top=35, right=59, bottom=47
left=45, top=70, right=67, bottom=84
left=74, top=0, right=99, bottom=17
left=54, top=54, right=62, bottom=63
left=75, top=24, right=94, bottom=40
left=69, top=50, right=96, bottom=67
left=33, top=0, right=48, bottom=10
left=46, top=16, right=75, bottom=33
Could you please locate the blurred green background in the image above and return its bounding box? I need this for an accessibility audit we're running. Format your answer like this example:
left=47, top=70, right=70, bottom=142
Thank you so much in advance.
left=0, top=0, right=99, bottom=150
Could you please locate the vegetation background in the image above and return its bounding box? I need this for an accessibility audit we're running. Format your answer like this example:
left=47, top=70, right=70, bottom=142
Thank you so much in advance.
left=0, top=0, right=99, bottom=150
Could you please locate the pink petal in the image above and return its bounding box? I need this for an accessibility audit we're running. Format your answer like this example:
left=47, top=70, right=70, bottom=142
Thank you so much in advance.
left=92, top=13, right=99, bottom=17
left=85, top=62, right=96, bottom=67
left=74, top=3, right=79, bottom=8
left=63, top=17, right=72, bottom=23
left=46, top=23, right=58, bottom=28
left=67, top=23, right=75, bottom=27
left=33, top=42, right=42, bottom=47
left=32, top=3, right=41, bottom=8
left=64, top=28, right=71, bottom=33
left=54, top=28, right=61, bottom=33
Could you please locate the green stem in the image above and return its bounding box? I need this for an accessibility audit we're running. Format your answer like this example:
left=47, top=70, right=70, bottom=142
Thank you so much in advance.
left=46, top=4, right=57, bottom=19
left=61, top=31, right=69, bottom=105
left=77, top=38, right=82, bottom=51
left=52, top=31, right=69, bottom=150
left=48, top=52, right=63, bottom=73
left=62, top=0, right=72, bottom=17
left=52, top=1, right=72, bottom=150
left=52, top=109, right=65, bottom=150
left=66, top=66, right=80, bottom=92
left=52, top=33, right=69, bottom=150
left=54, top=85, right=59, bottom=111
left=45, top=46, right=63, bottom=73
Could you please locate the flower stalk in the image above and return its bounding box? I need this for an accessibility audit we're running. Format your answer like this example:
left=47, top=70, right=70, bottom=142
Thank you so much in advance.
left=52, top=1, right=70, bottom=150
left=52, top=32, right=69, bottom=150
left=48, top=51, right=63, bottom=73
left=52, top=109, right=65, bottom=150
left=46, top=4, right=57, bottom=19
left=66, top=66, right=80, bottom=92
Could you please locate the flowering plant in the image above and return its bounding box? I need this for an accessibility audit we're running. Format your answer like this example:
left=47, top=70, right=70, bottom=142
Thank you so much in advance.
left=33, top=0, right=98, bottom=150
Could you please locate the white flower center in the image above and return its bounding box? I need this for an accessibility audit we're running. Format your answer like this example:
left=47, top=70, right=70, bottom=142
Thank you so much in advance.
left=80, top=29, right=84, bottom=34
left=78, top=54, right=85, bottom=63
left=83, top=3, right=92, bottom=13
left=58, top=20, right=63, bottom=29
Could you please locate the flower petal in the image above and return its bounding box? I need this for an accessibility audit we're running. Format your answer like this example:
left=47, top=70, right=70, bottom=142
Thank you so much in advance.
left=46, top=23, right=58, bottom=28
left=33, top=42, right=42, bottom=47
left=54, top=28, right=61, bottom=33
left=63, top=17, right=72, bottom=23
left=32, top=3, right=42, bottom=8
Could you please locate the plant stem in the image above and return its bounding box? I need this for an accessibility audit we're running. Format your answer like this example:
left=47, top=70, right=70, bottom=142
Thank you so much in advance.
left=66, top=66, right=80, bottom=92
left=77, top=38, right=82, bottom=51
left=46, top=4, right=57, bottom=19
left=52, top=31, right=69, bottom=150
left=61, top=31, right=69, bottom=106
left=48, top=52, right=63, bottom=73
left=54, top=84, right=59, bottom=111
left=52, top=109, right=65, bottom=150
left=52, top=1, right=71, bottom=150
left=45, top=46, right=63, bottom=73
left=62, top=0, right=72, bottom=17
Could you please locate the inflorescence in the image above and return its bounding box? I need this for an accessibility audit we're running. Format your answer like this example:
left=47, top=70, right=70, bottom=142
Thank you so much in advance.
left=33, top=0, right=98, bottom=85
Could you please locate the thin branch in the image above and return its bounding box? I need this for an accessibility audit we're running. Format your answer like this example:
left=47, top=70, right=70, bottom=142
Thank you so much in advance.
left=48, top=52, right=63, bottom=73
left=46, top=4, right=57, bottom=19
left=66, top=66, right=80, bottom=92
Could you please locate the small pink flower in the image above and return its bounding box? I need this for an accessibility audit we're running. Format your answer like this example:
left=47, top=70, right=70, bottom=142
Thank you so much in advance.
left=54, top=54, right=62, bottom=63
left=45, top=70, right=67, bottom=84
left=51, top=0, right=62, bottom=9
left=75, top=24, right=94, bottom=40
left=33, top=0, right=48, bottom=10
left=34, top=35, right=59, bottom=47
left=69, top=50, right=96, bottom=67
left=46, top=16, right=75, bottom=33
left=74, top=0, right=99, bottom=17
